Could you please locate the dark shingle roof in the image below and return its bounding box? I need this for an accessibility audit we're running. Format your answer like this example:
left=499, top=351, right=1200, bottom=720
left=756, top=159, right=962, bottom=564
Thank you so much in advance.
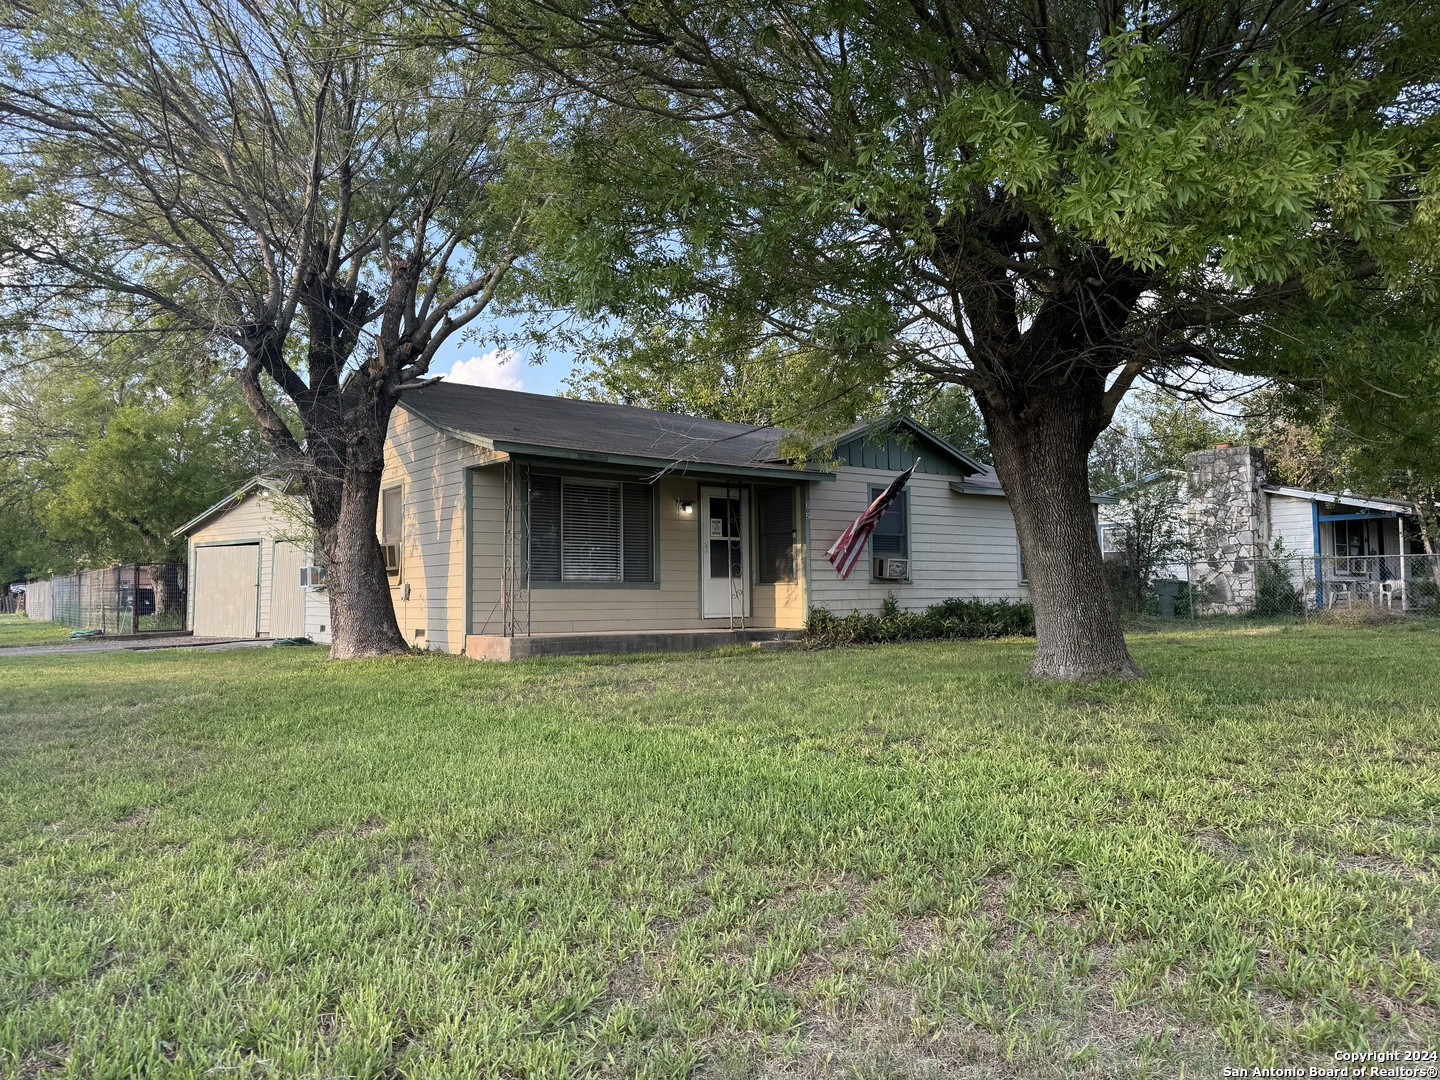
left=399, top=383, right=993, bottom=484
left=401, top=383, right=813, bottom=473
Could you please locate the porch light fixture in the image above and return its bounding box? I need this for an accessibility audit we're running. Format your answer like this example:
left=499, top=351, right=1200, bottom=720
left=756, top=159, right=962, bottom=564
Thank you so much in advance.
left=676, top=499, right=695, bottom=516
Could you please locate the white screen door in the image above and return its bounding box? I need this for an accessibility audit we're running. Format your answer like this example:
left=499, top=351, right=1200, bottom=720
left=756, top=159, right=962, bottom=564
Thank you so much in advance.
left=700, top=486, right=750, bottom=618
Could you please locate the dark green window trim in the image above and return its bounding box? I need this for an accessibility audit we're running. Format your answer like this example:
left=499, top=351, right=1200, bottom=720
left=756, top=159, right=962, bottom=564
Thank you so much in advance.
left=527, top=471, right=659, bottom=588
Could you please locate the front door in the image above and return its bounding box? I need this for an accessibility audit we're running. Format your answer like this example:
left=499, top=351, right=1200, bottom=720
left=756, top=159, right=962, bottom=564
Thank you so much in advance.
left=700, top=486, right=750, bottom=618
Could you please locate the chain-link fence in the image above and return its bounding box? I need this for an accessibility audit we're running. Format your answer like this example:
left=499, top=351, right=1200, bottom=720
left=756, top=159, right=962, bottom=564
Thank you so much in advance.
left=1119, top=551, right=1440, bottom=621
left=23, top=563, right=187, bottom=634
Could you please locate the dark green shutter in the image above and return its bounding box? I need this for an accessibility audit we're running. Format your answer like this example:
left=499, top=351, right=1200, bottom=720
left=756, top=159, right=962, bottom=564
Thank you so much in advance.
left=622, top=483, right=654, bottom=582
left=529, top=475, right=561, bottom=582
left=756, top=486, right=796, bottom=583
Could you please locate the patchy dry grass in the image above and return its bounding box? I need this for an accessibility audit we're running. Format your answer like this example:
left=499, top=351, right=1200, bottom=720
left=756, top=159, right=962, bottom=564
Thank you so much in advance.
left=2, top=623, right=1439, bottom=1077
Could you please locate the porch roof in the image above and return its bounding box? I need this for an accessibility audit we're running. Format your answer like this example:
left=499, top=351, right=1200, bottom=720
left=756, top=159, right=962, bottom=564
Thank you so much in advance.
left=400, top=383, right=830, bottom=481
left=1263, top=486, right=1416, bottom=516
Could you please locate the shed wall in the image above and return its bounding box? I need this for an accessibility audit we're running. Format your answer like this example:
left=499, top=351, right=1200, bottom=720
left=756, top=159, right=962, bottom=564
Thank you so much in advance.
left=186, top=492, right=328, bottom=643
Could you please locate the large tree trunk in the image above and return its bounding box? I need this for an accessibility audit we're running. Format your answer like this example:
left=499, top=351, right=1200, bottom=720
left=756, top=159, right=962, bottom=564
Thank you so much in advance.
left=292, top=359, right=409, bottom=660
left=983, top=391, right=1142, bottom=681
left=314, top=464, right=408, bottom=659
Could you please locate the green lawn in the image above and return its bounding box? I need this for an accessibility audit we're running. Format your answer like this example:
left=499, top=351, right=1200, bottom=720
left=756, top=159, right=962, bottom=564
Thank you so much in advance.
left=2, top=626, right=1438, bottom=1078
left=0, top=613, right=72, bottom=648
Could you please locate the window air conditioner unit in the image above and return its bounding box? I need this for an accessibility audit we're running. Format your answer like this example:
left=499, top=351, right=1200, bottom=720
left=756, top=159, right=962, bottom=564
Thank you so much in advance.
left=875, top=557, right=909, bottom=580
left=299, top=565, right=327, bottom=590
left=382, top=543, right=401, bottom=572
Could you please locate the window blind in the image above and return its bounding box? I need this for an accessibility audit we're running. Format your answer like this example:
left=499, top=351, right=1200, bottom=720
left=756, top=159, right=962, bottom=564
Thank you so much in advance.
left=562, top=481, right=622, bottom=581
left=528, top=475, right=655, bottom=584
left=870, top=486, right=908, bottom=557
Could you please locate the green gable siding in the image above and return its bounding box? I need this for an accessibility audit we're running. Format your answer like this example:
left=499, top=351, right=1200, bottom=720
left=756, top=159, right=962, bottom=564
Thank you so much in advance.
left=833, top=433, right=970, bottom=476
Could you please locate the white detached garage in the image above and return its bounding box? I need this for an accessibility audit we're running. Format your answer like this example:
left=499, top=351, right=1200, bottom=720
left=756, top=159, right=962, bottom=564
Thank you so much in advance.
left=176, top=479, right=330, bottom=643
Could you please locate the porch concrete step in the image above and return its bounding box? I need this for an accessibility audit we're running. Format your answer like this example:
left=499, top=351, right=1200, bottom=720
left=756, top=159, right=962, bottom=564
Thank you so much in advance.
left=464, top=628, right=805, bottom=661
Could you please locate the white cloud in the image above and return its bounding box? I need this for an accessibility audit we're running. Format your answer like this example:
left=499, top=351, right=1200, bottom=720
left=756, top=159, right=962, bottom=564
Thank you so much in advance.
left=442, top=347, right=524, bottom=391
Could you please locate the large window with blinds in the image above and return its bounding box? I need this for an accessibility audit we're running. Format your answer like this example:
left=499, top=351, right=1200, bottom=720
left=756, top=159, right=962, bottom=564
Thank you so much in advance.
left=528, top=475, right=654, bottom=584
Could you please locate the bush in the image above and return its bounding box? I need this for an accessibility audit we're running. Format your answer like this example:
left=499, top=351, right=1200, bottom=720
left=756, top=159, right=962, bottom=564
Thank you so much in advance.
left=805, top=595, right=1035, bottom=647
left=1251, top=543, right=1305, bottom=619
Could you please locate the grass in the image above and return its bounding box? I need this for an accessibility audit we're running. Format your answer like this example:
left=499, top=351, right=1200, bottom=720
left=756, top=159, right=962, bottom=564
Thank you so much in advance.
left=2, top=625, right=1438, bottom=1078
left=0, top=614, right=73, bottom=648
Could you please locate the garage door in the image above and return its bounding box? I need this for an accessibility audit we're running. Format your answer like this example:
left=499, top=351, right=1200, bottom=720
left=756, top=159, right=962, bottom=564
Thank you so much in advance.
left=193, top=543, right=259, bottom=638
left=269, top=541, right=308, bottom=639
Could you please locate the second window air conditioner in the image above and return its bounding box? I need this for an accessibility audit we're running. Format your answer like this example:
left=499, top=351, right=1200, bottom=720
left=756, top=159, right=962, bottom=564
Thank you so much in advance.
left=874, top=557, right=909, bottom=580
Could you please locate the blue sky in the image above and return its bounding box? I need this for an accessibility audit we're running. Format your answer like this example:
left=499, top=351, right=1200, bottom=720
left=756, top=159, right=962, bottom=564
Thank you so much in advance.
left=427, top=324, right=575, bottom=397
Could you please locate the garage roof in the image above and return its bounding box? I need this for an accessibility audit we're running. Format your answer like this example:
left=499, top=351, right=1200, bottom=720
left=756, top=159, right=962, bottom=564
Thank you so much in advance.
left=172, top=477, right=292, bottom=538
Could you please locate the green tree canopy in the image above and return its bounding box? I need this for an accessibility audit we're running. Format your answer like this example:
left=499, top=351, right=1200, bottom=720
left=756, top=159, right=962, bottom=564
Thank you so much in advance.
left=0, top=332, right=265, bottom=581
left=467, top=0, right=1440, bottom=678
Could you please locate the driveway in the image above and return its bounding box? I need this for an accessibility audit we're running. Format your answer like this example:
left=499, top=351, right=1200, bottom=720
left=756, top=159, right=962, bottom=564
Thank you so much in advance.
left=0, top=635, right=281, bottom=658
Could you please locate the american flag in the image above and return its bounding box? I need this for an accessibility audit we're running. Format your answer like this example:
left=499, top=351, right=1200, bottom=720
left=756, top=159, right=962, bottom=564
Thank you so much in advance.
left=826, top=461, right=918, bottom=579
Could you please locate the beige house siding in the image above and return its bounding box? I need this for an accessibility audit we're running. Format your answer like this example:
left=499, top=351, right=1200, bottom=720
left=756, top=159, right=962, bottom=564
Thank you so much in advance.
left=807, top=466, right=1028, bottom=615
left=751, top=580, right=806, bottom=629
left=469, top=472, right=810, bottom=635
left=382, top=405, right=501, bottom=653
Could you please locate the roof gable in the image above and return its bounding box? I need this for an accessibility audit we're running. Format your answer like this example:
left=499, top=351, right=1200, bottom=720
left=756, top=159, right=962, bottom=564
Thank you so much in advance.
left=828, top=417, right=986, bottom=477
left=172, top=477, right=291, bottom=537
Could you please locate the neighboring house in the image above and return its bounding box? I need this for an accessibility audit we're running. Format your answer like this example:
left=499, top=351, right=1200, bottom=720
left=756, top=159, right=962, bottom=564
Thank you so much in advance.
left=181, top=384, right=1044, bottom=657
left=1098, top=444, right=1423, bottom=612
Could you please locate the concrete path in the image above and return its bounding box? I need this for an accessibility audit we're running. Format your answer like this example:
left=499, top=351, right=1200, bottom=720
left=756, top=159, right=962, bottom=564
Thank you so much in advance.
left=0, top=635, right=278, bottom=658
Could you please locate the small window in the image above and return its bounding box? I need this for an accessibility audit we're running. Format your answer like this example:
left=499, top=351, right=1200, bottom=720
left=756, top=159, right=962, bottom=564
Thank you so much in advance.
left=381, top=486, right=402, bottom=543
left=756, top=486, right=796, bottom=584
left=381, top=486, right=402, bottom=576
left=1018, top=543, right=1028, bottom=586
left=527, top=476, right=654, bottom=584
left=869, top=485, right=908, bottom=577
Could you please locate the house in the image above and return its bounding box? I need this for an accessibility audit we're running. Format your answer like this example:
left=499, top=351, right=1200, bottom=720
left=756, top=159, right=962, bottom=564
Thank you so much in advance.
left=182, top=384, right=1041, bottom=657
left=1098, top=444, right=1426, bottom=612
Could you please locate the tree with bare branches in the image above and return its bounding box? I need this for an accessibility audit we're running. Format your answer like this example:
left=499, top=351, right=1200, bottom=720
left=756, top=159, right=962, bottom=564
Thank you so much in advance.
left=0, top=0, right=533, bottom=656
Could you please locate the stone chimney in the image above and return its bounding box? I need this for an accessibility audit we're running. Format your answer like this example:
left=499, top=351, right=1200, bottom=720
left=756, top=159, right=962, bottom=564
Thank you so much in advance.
left=1184, top=445, right=1268, bottom=613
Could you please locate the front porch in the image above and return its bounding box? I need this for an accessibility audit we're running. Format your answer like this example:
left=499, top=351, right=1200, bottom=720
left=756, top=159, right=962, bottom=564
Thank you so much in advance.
left=464, top=627, right=805, bottom=661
